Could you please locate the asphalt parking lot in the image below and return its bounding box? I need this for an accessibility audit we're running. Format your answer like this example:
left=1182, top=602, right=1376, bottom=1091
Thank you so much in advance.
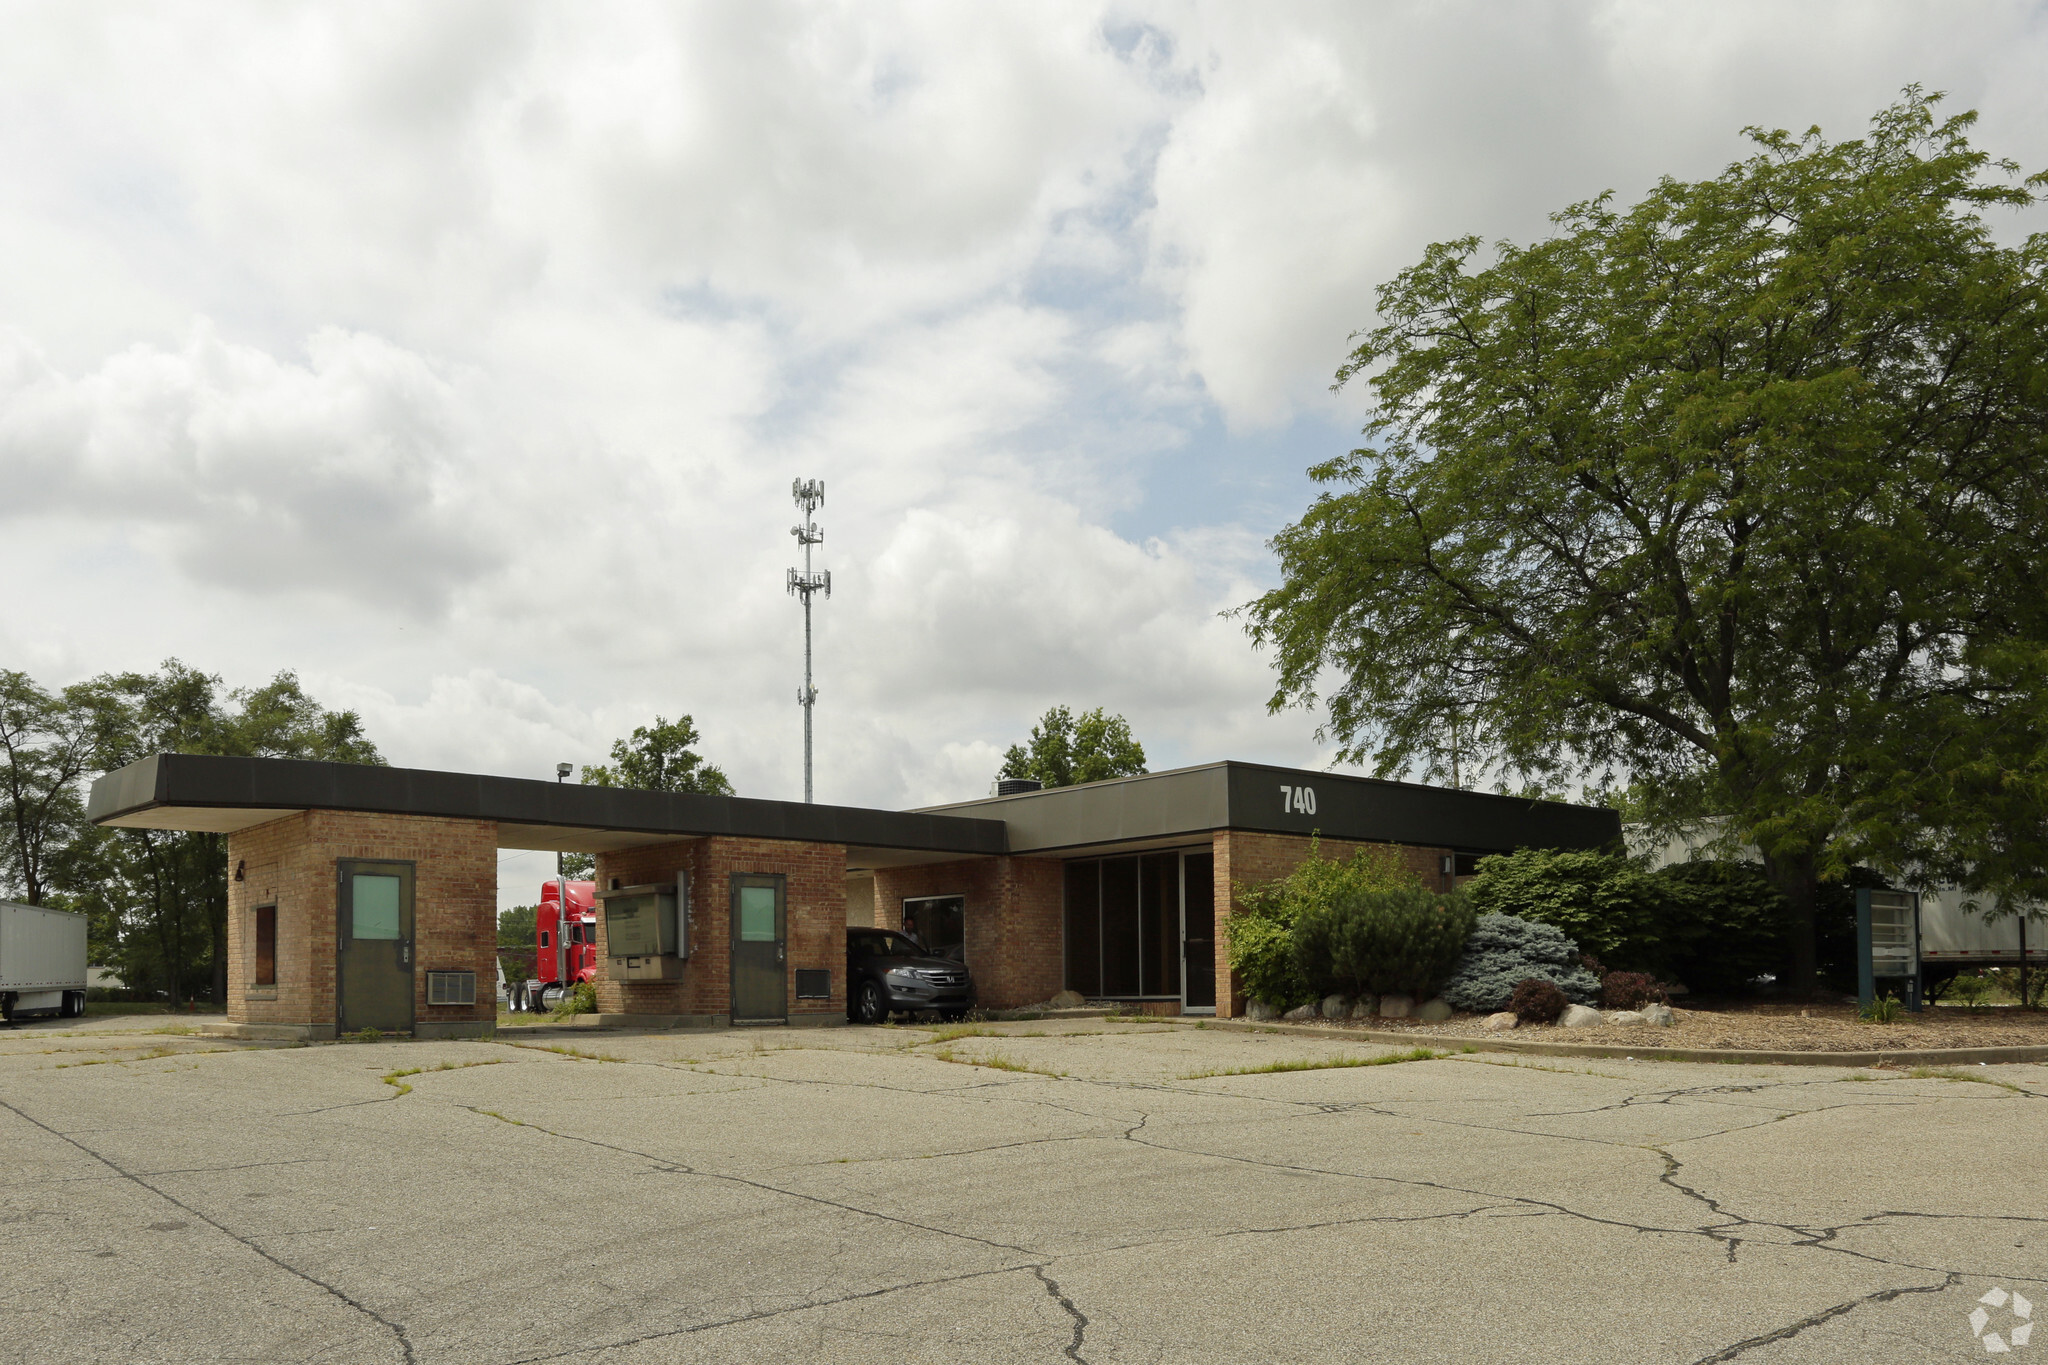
left=3, top=1016, right=2044, bottom=1365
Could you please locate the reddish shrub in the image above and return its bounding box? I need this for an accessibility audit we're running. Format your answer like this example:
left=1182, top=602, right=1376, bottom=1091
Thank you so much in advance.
left=1509, top=977, right=1569, bottom=1025
left=1601, top=971, right=1669, bottom=1011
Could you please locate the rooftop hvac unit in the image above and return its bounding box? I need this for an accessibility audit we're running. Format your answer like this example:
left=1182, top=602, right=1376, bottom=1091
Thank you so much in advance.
left=992, top=778, right=1043, bottom=797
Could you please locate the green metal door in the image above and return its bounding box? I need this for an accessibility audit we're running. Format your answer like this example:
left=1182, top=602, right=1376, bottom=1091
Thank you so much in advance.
left=729, top=874, right=786, bottom=1024
left=338, top=860, right=415, bottom=1034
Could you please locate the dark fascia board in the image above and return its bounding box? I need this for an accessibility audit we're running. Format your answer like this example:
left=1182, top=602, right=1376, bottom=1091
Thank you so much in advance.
left=923, top=759, right=1619, bottom=855
left=87, top=754, right=1009, bottom=857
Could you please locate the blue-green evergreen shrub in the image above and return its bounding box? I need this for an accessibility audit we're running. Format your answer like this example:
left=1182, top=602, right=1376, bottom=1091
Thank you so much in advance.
left=1440, top=913, right=1600, bottom=1013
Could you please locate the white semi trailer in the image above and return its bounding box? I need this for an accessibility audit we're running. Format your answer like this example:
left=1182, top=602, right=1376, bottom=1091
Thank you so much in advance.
left=0, top=902, right=88, bottom=1022
left=1916, top=887, right=2043, bottom=981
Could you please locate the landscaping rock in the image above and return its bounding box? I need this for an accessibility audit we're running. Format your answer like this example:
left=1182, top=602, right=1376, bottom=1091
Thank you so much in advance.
left=1605, top=1011, right=1646, bottom=1026
left=1417, top=997, right=1453, bottom=1022
left=1640, top=1002, right=1676, bottom=1026
left=1246, top=999, right=1280, bottom=1021
left=1559, top=1003, right=1604, bottom=1028
left=1377, top=994, right=1414, bottom=1019
left=1049, top=990, right=1086, bottom=1009
left=1282, top=1003, right=1320, bottom=1022
left=1481, top=1011, right=1519, bottom=1031
left=1320, top=994, right=1352, bottom=1020
left=1349, top=996, right=1378, bottom=1019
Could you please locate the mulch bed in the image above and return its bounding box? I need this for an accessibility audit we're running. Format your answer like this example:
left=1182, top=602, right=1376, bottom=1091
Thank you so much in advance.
left=1299, top=1001, right=2048, bottom=1053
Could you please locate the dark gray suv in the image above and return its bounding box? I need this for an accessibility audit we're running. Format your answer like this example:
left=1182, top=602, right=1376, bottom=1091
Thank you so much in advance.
left=846, top=928, right=975, bottom=1023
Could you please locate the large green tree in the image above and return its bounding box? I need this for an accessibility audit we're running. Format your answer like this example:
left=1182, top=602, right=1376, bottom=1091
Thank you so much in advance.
left=581, top=715, right=732, bottom=795
left=1243, top=92, right=2048, bottom=994
left=59, top=662, right=383, bottom=1006
left=0, top=670, right=103, bottom=907
left=999, top=705, right=1147, bottom=788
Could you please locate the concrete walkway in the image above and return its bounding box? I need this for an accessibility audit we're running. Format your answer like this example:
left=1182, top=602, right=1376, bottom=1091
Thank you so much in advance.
left=3, top=1019, right=2043, bottom=1363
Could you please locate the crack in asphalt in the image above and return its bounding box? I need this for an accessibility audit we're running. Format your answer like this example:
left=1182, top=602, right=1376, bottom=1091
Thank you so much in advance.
left=495, top=1262, right=1045, bottom=1365
left=1685, top=1271, right=1960, bottom=1363
left=1033, top=1265, right=1091, bottom=1363
left=0, top=1095, right=417, bottom=1365
left=457, top=1104, right=1044, bottom=1257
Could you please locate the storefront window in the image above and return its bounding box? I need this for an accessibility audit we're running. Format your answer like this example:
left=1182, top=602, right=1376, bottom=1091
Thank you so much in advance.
left=1064, top=853, right=1191, bottom=999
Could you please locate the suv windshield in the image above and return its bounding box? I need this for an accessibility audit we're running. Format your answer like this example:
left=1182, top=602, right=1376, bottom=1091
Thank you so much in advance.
left=851, top=932, right=925, bottom=960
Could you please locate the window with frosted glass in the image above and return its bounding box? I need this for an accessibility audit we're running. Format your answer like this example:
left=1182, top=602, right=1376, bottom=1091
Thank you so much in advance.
left=738, top=884, right=777, bottom=941
left=352, top=874, right=401, bottom=939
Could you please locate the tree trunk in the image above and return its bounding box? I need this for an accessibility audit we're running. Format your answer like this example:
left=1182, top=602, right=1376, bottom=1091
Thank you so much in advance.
left=1762, top=849, right=1820, bottom=1001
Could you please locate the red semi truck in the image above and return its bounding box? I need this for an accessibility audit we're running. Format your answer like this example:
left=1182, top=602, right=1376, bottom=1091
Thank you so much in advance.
left=520, top=878, right=597, bottom=1011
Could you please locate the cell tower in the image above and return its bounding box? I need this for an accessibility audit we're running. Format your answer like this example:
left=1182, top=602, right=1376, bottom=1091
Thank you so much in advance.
left=786, top=478, right=830, bottom=803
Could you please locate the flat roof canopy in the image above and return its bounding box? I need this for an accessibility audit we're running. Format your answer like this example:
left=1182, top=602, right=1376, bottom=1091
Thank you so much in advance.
left=922, top=760, right=1621, bottom=856
left=87, top=754, right=1009, bottom=870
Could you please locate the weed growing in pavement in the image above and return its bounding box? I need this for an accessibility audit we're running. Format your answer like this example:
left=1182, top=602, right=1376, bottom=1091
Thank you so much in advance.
left=344, top=1028, right=384, bottom=1043
left=1178, top=1047, right=1443, bottom=1080
left=382, top=1059, right=505, bottom=1096
left=506, top=1042, right=623, bottom=1063
left=926, top=1047, right=1064, bottom=1077
left=1907, top=1064, right=2027, bottom=1094
left=53, top=1046, right=179, bottom=1069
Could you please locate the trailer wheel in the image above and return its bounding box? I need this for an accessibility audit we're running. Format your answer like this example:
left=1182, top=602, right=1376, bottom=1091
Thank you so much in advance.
left=64, top=991, right=85, bottom=1019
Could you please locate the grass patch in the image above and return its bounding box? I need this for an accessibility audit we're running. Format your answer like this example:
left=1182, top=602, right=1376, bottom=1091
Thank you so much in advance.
left=1179, top=1047, right=1444, bottom=1080
left=1907, top=1064, right=2027, bottom=1094
left=926, top=1047, right=1064, bottom=1077
left=383, top=1058, right=504, bottom=1095
left=911, top=1025, right=1015, bottom=1047
left=506, top=1041, right=623, bottom=1063
left=54, top=1046, right=179, bottom=1069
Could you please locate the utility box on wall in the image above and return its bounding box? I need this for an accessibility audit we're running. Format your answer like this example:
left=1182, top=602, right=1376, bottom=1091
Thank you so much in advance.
left=601, top=873, right=690, bottom=982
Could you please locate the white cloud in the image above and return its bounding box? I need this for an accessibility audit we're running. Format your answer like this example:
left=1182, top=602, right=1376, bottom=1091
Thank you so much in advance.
left=2, top=0, right=2045, bottom=830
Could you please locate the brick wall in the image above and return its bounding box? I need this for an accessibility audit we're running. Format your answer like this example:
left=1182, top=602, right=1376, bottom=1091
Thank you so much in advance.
left=225, top=810, right=498, bottom=1032
left=1210, top=830, right=1452, bottom=1018
left=591, top=836, right=848, bottom=1019
left=870, top=857, right=1064, bottom=1010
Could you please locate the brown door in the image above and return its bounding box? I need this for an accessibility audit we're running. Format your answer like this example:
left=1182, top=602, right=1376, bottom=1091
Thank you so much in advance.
left=338, top=860, right=415, bottom=1034
left=730, top=874, right=786, bottom=1024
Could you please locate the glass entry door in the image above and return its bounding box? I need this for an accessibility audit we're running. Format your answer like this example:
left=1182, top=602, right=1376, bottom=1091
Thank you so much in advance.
left=338, top=860, right=415, bottom=1034
left=1181, top=851, right=1216, bottom=1013
left=1062, top=849, right=1215, bottom=1011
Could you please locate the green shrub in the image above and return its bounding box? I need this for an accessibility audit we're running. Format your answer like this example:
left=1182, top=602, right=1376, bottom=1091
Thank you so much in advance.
left=1647, top=861, right=1791, bottom=993
left=1947, top=973, right=1991, bottom=1010
left=1508, top=977, right=1569, bottom=1024
left=1290, top=883, right=1476, bottom=1000
left=1467, top=848, right=1659, bottom=966
left=1860, top=993, right=1906, bottom=1024
left=1440, top=913, right=1600, bottom=1013
left=1600, top=971, right=1668, bottom=1011
left=1227, top=841, right=1416, bottom=1010
left=550, top=981, right=598, bottom=1020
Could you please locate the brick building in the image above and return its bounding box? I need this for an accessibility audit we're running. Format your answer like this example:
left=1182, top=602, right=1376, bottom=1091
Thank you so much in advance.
left=87, top=754, right=1618, bottom=1038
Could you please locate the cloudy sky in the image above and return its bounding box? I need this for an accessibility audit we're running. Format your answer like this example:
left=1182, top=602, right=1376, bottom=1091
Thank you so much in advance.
left=5, top=3, right=2047, bottom=884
